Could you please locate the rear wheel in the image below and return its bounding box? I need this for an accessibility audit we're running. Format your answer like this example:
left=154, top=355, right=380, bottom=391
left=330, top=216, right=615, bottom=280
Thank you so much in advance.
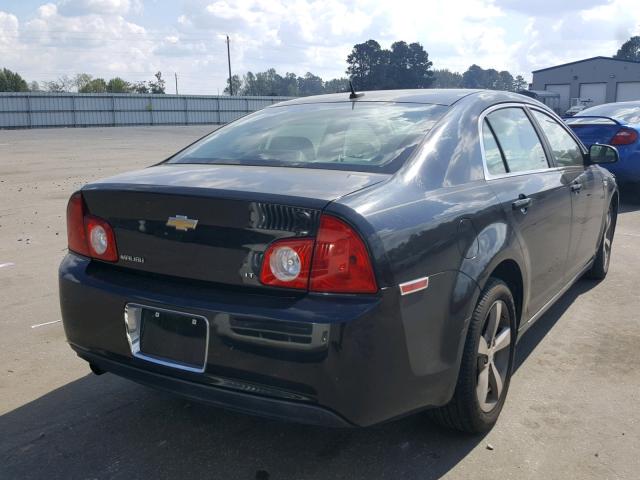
left=429, top=278, right=516, bottom=433
left=587, top=202, right=615, bottom=280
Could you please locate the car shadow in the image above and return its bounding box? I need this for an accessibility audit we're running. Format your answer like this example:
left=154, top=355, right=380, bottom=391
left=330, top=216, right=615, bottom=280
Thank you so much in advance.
left=0, top=281, right=597, bottom=480
left=513, top=278, right=597, bottom=373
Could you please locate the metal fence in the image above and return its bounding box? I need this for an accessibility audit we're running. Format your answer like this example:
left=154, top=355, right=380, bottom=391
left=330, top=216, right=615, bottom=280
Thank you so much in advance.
left=0, top=93, right=294, bottom=129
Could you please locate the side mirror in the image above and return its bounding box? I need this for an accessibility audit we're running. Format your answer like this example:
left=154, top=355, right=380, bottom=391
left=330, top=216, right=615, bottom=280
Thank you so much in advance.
left=589, top=144, right=619, bottom=164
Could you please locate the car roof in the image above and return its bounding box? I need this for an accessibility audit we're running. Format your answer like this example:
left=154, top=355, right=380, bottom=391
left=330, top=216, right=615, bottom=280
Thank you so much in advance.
left=274, top=89, right=545, bottom=108
left=274, top=89, right=482, bottom=107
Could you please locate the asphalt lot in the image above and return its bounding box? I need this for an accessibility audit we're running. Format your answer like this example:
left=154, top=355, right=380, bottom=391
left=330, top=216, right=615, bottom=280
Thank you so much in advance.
left=1, top=126, right=639, bottom=480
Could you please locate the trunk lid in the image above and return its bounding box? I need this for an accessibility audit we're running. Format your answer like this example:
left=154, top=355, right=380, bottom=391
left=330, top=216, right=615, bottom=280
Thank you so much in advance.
left=81, top=164, right=386, bottom=288
left=566, top=116, right=622, bottom=147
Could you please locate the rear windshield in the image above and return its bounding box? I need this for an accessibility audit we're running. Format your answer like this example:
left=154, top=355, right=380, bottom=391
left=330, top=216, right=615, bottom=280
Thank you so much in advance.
left=167, top=102, right=448, bottom=173
left=570, top=102, right=640, bottom=124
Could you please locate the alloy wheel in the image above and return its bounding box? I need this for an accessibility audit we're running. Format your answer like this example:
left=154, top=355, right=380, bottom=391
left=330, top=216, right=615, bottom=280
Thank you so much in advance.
left=476, top=300, right=511, bottom=413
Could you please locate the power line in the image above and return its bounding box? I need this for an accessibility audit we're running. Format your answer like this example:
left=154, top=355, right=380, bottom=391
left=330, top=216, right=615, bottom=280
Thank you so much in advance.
left=226, top=35, right=233, bottom=96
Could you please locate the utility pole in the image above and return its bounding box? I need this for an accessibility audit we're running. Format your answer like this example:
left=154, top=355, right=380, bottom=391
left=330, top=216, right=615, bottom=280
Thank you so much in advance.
left=226, top=35, right=233, bottom=96
left=174, top=72, right=178, bottom=95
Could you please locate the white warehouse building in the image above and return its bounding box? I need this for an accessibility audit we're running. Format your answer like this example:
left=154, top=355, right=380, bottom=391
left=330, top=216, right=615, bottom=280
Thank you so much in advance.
left=531, top=56, right=640, bottom=113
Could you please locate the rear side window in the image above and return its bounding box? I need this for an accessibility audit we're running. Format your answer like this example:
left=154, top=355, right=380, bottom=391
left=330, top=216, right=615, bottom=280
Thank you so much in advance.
left=531, top=111, right=584, bottom=167
left=485, top=108, right=549, bottom=173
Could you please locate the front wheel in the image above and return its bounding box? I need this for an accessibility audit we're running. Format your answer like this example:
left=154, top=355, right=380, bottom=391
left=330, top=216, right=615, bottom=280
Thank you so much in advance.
left=429, top=278, right=516, bottom=433
left=586, top=202, right=615, bottom=280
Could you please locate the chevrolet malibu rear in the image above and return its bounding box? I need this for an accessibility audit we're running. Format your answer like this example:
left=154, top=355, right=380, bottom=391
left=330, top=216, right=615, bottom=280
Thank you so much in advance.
left=60, top=89, right=619, bottom=433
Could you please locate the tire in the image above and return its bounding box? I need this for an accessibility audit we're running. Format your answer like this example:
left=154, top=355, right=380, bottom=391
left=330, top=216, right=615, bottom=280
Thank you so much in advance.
left=429, top=278, right=516, bottom=433
left=586, top=202, right=615, bottom=280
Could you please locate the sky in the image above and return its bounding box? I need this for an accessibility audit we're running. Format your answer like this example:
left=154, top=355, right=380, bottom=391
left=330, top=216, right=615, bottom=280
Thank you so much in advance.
left=0, top=0, right=639, bottom=94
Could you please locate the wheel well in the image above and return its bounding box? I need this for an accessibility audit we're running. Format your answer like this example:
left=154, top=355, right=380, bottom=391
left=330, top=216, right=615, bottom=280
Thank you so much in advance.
left=612, top=191, right=619, bottom=218
left=489, top=260, right=524, bottom=328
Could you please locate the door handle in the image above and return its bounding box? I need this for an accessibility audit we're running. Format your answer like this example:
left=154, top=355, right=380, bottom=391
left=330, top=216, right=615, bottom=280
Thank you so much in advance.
left=512, top=195, right=532, bottom=211
left=571, top=182, right=583, bottom=193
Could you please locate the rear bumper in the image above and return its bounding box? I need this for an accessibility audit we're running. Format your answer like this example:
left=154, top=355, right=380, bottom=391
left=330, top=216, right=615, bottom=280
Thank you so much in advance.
left=59, top=254, right=474, bottom=426
left=73, top=346, right=352, bottom=427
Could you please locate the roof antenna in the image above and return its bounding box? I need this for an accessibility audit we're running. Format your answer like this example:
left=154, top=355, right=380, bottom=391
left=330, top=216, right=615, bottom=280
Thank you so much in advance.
left=349, top=81, right=364, bottom=99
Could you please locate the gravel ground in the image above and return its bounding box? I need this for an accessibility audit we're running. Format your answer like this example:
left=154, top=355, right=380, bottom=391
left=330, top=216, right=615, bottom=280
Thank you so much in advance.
left=0, top=126, right=639, bottom=480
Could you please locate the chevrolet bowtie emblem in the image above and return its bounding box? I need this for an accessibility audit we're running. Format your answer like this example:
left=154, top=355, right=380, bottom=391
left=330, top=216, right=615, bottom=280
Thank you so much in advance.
left=166, top=215, right=198, bottom=231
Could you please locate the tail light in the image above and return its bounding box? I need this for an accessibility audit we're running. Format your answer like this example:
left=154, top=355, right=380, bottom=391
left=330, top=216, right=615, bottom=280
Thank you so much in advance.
left=610, top=127, right=638, bottom=146
left=260, top=214, right=377, bottom=294
left=66, top=192, right=118, bottom=262
left=310, top=215, right=377, bottom=293
left=66, top=193, right=90, bottom=257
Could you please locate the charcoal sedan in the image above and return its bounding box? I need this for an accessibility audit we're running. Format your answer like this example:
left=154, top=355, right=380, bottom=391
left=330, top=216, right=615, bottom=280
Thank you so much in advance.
left=59, top=89, right=619, bottom=433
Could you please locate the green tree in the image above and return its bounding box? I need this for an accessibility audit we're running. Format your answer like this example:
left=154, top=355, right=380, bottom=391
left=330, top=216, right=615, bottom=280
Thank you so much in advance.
left=0, top=68, right=29, bottom=92
left=279, top=72, right=299, bottom=96
left=432, top=69, right=462, bottom=88
left=242, top=68, right=283, bottom=96
left=44, top=75, right=74, bottom=93
left=149, top=71, right=165, bottom=94
left=495, top=70, right=515, bottom=91
left=347, top=39, right=433, bottom=90
left=80, top=78, right=108, bottom=93
left=387, top=41, right=433, bottom=89
left=324, top=77, right=349, bottom=93
left=614, top=36, right=640, bottom=62
left=346, top=39, right=388, bottom=90
left=462, top=65, right=517, bottom=91
left=224, top=74, right=242, bottom=95
left=297, top=72, right=324, bottom=96
left=106, top=77, right=130, bottom=93
left=132, top=81, right=149, bottom=94
left=461, top=64, right=485, bottom=88
left=74, top=73, right=93, bottom=92
left=513, top=75, right=528, bottom=91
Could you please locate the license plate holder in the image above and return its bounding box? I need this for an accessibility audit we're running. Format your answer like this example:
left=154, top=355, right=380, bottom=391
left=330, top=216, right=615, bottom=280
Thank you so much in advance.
left=124, top=304, right=209, bottom=373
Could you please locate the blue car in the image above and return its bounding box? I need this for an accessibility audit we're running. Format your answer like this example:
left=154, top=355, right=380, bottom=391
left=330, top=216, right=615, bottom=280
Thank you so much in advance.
left=565, top=101, right=640, bottom=192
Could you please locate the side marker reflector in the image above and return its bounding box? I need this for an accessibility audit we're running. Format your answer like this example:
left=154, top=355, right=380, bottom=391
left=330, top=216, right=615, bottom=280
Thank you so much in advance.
left=399, top=277, right=429, bottom=296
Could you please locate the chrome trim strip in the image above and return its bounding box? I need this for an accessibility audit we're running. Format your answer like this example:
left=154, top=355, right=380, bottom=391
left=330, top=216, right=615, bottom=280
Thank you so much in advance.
left=124, top=303, right=210, bottom=373
left=399, top=276, right=430, bottom=296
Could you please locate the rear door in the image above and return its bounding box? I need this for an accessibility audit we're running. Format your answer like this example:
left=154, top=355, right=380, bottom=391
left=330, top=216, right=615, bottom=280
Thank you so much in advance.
left=482, top=106, right=572, bottom=318
left=529, top=108, right=606, bottom=277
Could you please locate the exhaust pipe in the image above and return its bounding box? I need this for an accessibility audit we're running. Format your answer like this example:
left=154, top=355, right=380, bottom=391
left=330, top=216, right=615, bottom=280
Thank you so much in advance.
left=89, top=363, right=106, bottom=375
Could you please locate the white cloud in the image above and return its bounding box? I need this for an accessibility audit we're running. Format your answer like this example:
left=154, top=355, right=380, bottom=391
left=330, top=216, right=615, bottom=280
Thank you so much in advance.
left=2, top=0, right=640, bottom=94
left=57, top=0, right=142, bottom=16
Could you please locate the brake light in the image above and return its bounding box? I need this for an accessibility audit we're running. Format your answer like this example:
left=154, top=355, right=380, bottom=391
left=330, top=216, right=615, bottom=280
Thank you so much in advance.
left=260, top=239, right=313, bottom=289
left=610, top=127, right=638, bottom=145
left=310, top=215, right=377, bottom=294
left=66, top=193, right=90, bottom=257
left=260, top=215, right=378, bottom=293
left=66, top=192, right=118, bottom=262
